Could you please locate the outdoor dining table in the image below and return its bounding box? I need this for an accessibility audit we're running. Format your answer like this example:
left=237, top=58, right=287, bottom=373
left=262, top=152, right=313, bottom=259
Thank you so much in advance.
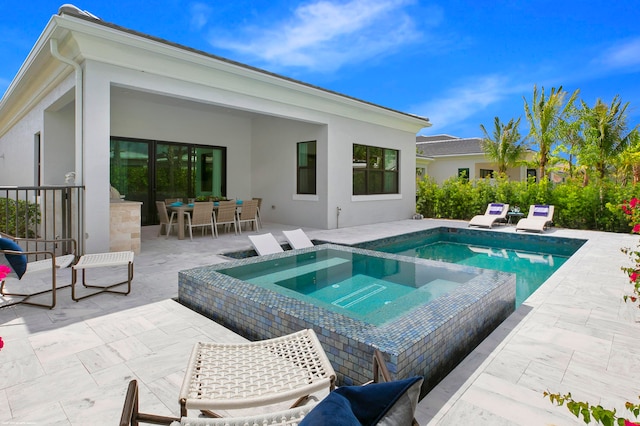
left=167, top=200, right=244, bottom=240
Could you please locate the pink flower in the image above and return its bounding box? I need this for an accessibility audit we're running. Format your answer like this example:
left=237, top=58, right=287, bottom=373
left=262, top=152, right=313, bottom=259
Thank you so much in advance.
left=631, top=272, right=639, bottom=282
left=624, top=420, right=640, bottom=426
left=0, top=336, right=4, bottom=350
left=0, top=264, right=11, bottom=280
left=633, top=224, right=640, bottom=234
left=630, top=198, right=640, bottom=209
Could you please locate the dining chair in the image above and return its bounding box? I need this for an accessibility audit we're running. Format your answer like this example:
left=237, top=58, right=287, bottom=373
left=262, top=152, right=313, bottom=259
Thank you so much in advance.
left=155, top=201, right=177, bottom=238
left=213, top=204, right=238, bottom=235
left=164, top=198, right=181, bottom=205
left=236, top=199, right=259, bottom=233
left=185, top=202, right=215, bottom=240
left=252, top=197, right=263, bottom=228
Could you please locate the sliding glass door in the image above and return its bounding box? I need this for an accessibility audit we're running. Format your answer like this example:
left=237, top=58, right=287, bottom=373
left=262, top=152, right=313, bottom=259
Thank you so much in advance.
left=110, top=137, right=226, bottom=225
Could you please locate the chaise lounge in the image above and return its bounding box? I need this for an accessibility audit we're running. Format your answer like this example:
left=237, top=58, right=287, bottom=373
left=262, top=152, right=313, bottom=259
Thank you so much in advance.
left=282, top=228, right=314, bottom=249
left=248, top=233, right=285, bottom=255
left=468, top=203, right=509, bottom=228
left=515, top=204, right=555, bottom=233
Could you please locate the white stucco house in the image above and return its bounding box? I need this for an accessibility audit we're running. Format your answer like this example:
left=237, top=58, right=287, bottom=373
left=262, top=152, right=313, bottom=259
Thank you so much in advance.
left=0, top=5, right=429, bottom=253
left=416, top=135, right=535, bottom=184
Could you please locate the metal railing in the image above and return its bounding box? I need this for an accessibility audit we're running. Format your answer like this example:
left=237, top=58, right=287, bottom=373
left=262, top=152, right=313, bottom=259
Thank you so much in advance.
left=0, top=186, right=85, bottom=254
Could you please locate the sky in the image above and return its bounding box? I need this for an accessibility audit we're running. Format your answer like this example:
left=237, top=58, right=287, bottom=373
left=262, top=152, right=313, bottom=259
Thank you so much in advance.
left=1, top=1, right=639, bottom=139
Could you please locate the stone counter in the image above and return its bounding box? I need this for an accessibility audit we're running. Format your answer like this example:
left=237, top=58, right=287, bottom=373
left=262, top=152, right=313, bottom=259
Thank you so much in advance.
left=110, top=200, right=142, bottom=254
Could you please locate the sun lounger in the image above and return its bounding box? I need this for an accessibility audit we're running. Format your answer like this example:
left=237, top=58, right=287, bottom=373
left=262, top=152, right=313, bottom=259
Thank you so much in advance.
left=282, top=228, right=314, bottom=249
left=515, top=205, right=555, bottom=233
left=468, top=203, right=509, bottom=228
left=248, top=233, right=285, bottom=255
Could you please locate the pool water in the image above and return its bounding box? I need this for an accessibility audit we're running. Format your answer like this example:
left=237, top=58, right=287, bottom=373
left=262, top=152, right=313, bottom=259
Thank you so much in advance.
left=379, top=240, right=567, bottom=306
left=219, top=248, right=479, bottom=325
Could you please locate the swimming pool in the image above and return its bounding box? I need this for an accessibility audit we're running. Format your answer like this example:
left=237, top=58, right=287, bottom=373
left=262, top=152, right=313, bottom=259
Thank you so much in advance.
left=179, top=243, right=515, bottom=394
left=354, top=227, right=586, bottom=307
left=218, top=247, right=478, bottom=326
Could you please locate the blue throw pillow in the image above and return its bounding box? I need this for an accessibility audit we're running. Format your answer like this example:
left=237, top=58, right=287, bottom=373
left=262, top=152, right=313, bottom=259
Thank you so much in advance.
left=0, top=238, right=27, bottom=279
left=300, top=376, right=423, bottom=426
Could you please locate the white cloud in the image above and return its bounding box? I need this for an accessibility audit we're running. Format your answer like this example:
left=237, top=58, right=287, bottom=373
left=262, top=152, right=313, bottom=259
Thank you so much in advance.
left=596, top=37, right=640, bottom=70
left=412, top=75, right=529, bottom=131
left=189, top=3, right=212, bottom=31
left=206, top=0, right=423, bottom=72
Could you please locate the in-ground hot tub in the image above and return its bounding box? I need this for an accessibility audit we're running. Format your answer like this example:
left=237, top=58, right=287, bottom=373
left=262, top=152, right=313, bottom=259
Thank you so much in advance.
left=178, top=243, right=515, bottom=394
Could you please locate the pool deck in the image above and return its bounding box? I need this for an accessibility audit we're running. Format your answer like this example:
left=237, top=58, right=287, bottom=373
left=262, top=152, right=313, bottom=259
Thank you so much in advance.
left=1, top=219, right=639, bottom=425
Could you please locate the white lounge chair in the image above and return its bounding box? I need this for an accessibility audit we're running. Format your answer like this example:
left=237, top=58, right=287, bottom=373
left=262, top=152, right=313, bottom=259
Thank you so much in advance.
left=178, top=329, right=336, bottom=418
left=248, top=233, right=284, bottom=255
left=468, top=203, right=509, bottom=228
left=515, top=205, right=555, bottom=233
left=282, top=228, right=314, bottom=249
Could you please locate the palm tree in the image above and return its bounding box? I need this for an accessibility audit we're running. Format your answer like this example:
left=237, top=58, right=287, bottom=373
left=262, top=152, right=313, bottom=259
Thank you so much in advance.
left=523, top=85, right=579, bottom=179
left=578, top=96, right=639, bottom=180
left=479, top=116, right=526, bottom=175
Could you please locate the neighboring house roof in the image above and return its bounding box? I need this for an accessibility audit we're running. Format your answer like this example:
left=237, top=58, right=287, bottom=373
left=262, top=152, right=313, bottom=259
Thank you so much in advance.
left=416, top=135, right=484, bottom=157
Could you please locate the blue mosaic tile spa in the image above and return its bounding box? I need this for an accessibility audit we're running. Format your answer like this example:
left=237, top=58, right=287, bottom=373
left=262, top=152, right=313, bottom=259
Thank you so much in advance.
left=178, top=242, right=516, bottom=394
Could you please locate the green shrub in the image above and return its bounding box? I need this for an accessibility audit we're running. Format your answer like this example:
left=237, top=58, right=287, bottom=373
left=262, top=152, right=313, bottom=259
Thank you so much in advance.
left=0, top=198, right=41, bottom=238
left=416, top=176, right=638, bottom=233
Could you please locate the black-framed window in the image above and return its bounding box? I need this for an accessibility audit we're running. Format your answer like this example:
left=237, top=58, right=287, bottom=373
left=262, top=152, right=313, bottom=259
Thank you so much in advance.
left=480, top=169, right=494, bottom=178
left=458, top=168, right=469, bottom=180
left=353, top=144, right=399, bottom=195
left=110, top=137, right=226, bottom=225
left=527, top=168, right=537, bottom=180
left=297, top=141, right=316, bottom=194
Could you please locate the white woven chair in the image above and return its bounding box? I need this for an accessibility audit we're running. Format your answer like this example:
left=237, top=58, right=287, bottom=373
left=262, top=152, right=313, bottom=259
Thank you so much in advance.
left=179, top=329, right=335, bottom=417
left=71, top=251, right=134, bottom=301
left=120, top=347, right=421, bottom=426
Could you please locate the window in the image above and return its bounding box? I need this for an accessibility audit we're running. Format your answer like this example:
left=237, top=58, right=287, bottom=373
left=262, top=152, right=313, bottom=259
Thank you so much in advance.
left=458, top=168, right=469, bottom=180
left=527, top=168, right=537, bottom=180
left=297, top=141, right=316, bottom=195
left=110, top=137, right=226, bottom=225
left=353, top=144, right=399, bottom=195
left=480, top=169, right=494, bottom=178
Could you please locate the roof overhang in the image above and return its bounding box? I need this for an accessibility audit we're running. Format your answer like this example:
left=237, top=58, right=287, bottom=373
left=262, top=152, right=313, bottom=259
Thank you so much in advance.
left=0, top=10, right=431, bottom=136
